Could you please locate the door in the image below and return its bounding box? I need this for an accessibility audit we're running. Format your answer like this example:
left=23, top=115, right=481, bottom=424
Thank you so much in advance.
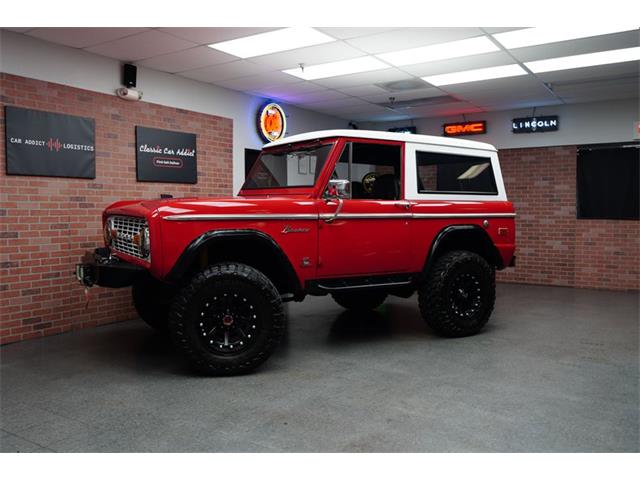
left=317, top=140, right=412, bottom=278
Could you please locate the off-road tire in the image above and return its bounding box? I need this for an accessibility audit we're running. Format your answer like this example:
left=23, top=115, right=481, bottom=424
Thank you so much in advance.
left=332, top=291, right=387, bottom=311
left=132, top=272, right=176, bottom=332
left=168, top=263, right=285, bottom=376
left=418, top=250, right=495, bottom=337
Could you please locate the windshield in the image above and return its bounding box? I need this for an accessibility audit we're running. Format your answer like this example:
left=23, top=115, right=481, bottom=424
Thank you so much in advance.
left=242, top=143, right=334, bottom=189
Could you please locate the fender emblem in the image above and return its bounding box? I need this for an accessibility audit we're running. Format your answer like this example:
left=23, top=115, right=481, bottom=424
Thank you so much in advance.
left=282, top=225, right=309, bottom=234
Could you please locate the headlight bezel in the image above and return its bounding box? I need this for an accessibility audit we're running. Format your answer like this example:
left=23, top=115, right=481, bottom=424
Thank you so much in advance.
left=139, top=226, right=151, bottom=258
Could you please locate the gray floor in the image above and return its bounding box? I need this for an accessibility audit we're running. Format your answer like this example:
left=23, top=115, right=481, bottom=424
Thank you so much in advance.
left=1, top=283, right=638, bottom=452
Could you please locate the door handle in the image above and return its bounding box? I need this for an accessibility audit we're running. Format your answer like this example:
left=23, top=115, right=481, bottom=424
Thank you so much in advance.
left=394, top=201, right=411, bottom=210
left=324, top=197, right=344, bottom=223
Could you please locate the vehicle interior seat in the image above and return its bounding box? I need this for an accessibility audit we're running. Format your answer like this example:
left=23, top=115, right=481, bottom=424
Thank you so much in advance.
left=372, top=174, right=400, bottom=200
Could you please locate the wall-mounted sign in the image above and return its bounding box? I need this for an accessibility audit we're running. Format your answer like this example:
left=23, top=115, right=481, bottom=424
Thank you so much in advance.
left=135, top=126, right=197, bottom=184
left=5, top=106, right=95, bottom=178
left=512, top=116, right=559, bottom=134
left=258, top=103, right=286, bottom=142
left=388, top=126, right=417, bottom=134
left=443, top=121, right=487, bottom=137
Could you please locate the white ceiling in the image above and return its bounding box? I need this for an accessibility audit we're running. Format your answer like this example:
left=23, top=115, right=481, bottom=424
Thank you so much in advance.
left=5, top=27, right=639, bottom=122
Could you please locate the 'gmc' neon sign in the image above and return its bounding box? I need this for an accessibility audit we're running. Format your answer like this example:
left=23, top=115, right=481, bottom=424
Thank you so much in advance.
left=443, top=121, right=487, bottom=137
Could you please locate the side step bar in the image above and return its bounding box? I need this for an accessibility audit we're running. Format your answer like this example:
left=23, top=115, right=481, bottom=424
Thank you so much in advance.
left=306, top=273, right=416, bottom=295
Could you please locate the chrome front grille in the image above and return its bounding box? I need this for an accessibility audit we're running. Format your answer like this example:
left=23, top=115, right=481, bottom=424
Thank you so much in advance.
left=110, top=215, right=149, bottom=260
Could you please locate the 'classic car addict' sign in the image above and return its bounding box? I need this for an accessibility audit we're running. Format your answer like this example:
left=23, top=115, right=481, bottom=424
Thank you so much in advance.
left=136, top=126, right=197, bottom=183
left=512, top=116, right=559, bottom=133
left=5, top=106, right=96, bottom=178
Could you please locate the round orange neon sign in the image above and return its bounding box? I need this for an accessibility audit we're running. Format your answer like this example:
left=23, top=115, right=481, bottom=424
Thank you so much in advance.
left=258, top=103, right=287, bottom=142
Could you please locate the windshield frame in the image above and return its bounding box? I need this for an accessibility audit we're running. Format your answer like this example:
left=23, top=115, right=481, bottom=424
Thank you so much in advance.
left=241, top=139, right=338, bottom=192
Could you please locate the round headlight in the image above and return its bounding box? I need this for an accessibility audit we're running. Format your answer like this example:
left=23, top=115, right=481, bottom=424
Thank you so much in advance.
left=103, top=218, right=113, bottom=246
left=139, top=226, right=150, bottom=258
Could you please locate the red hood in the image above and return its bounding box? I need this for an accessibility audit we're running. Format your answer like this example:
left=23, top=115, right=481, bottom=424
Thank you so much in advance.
left=105, top=195, right=317, bottom=219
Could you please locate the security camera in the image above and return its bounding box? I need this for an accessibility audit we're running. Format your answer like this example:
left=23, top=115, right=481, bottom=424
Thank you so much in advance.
left=116, top=87, right=143, bottom=101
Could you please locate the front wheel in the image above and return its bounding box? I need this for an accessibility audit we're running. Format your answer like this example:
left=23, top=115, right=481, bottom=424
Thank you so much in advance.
left=418, top=250, right=495, bottom=337
left=168, top=263, right=285, bottom=376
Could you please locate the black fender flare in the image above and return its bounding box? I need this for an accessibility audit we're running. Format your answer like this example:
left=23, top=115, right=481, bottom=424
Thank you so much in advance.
left=166, top=229, right=301, bottom=294
left=423, top=224, right=504, bottom=274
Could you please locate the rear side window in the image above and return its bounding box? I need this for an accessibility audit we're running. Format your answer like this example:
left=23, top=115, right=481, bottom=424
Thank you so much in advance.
left=416, top=151, right=497, bottom=195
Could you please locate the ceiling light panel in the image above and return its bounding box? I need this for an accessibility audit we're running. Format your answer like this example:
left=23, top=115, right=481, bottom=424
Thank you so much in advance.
left=377, top=36, right=499, bottom=66
left=422, top=64, right=527, bottom=86
left=525, top=47, right=640, bottom=73
left=282, top=56, right=389, bottom=80
left=493, top=27, right=638, bottom=49
left=208, top=27, right=334, bottom=58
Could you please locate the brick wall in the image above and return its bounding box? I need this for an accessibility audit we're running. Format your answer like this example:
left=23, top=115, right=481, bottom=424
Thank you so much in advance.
left=1, top=74, right=638, bottom=346
left=0, top=74, right=233, bottom=345
left=497, top=145, right=639, bottom=291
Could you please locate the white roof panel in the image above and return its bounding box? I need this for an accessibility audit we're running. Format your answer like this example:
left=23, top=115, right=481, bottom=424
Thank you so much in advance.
left=265, top=129, right=497, bottom=152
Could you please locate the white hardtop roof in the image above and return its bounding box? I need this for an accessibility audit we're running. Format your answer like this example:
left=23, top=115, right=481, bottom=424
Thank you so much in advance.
left=265, top=129, right=497, bottom=152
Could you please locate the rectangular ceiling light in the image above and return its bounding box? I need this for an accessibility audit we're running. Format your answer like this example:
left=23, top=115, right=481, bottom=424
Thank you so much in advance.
left=422, top=64, right=527, bottom=86
left=208, top=27, right=334, bottom=58
left=493, top=27, right=638, bottom=49
left=282, top=56, right=388, bottom=80
left=525, top=47, right=640, bottom=73
left=377, top=36, right=499, bottom=66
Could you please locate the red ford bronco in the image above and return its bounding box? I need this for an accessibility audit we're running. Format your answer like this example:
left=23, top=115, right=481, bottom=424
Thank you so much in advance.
left=77, top=130, right=516, bottom=375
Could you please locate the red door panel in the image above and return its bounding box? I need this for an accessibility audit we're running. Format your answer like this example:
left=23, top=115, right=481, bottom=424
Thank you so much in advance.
left=317, top=199, right=412, bottom=277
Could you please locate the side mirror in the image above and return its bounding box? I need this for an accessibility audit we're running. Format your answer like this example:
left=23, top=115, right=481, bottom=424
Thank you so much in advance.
left=325, top=179, right=350, bottom=200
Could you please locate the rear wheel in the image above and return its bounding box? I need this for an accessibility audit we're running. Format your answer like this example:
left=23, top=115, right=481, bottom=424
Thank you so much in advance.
left=168, top=263, right=285, bottom=376
left=418, top=250, right=495, bottom=337
left=132, top=273, right=176, bottom=332
left=332, top=291, right=387, bottom=311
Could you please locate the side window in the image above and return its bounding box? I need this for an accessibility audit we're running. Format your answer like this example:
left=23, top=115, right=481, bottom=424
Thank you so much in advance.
left=416, top=151, right=498, bottom=195
left=331, top=142, right=402, bottom=200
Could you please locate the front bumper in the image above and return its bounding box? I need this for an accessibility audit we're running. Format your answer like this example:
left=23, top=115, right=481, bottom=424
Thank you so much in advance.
left=76, top=247, right=145, bottom=288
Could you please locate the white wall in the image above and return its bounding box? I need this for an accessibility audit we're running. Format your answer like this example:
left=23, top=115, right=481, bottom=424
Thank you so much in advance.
left=360, top=99, right=639, bottom=149
left=0, top=30, right=348, bottom=194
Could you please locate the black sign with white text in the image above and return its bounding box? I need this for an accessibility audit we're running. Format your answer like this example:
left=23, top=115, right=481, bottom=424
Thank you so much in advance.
left=136, top=126, right=197, bottom=184
left=5, top=106, right=96, bottom=178
left=512, top=116, right=559, bottom=134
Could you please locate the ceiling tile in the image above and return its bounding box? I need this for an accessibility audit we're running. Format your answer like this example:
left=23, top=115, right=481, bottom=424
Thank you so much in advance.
left=249, top=42, right=362, bottom=70
left=534, top=61, right=639, bottom=85
left=312, top=68, right=414, bottom=89
left=482, top=27, right=526, bottom=34
left=179, top=60, right=272, bottom=83
left=359, top=87, right=443, bottom=103
left=336, top=85, right=390, bottom=97
left=303, top=97, right=372, bottom=112
left=315, top=27, right=399, bottom=40
left=508, top=30, right=640, bottom=63
left=346, top=111, right=412, bottom=122
left=27, top=28, right=149, bottom=49
left=407, top=102, right=484, bottom=118
left=437, top=75, right=542, bottom=95
left=292, top=89, right=350, bottom=104
left=211, top=71, right=302, bottom=92
left=157, top=27, right=280, bottom=45
left=345, top=28, right=483, bottom=54
left=248, top=83, right=327, bottom=103
left=458, top=84, right=557, bottom=106
left=400, top=51, right=515, bottom=77
left=553, top=76, right=638, bottom=103
left=85, top=30, right=196, bottom=61
left=137, top=46, right=237, bottom=73
left=477, top=99, right=563, bottom=111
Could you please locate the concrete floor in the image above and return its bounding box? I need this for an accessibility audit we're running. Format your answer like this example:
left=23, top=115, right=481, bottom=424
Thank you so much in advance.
left=1, top=283, right=638, bottom=452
